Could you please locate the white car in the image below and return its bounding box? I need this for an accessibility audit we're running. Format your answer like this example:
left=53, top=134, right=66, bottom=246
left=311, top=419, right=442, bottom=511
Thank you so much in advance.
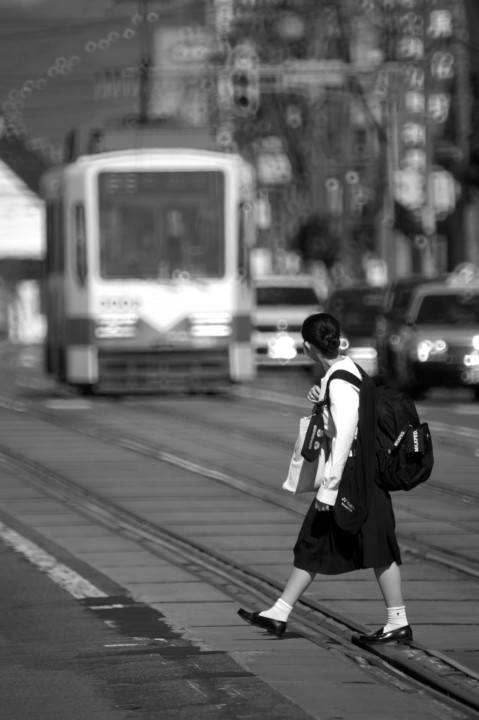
left=252, top=275, right=322, bottom=367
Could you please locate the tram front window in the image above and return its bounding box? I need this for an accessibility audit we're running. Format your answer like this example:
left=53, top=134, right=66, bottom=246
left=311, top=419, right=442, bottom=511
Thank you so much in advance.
left=98, top=171, right=225, bottom=279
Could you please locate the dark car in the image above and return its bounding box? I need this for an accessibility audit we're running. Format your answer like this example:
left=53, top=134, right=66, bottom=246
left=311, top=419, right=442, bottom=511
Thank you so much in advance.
left=389, top=277, right=479, bottom=399
left=375, top=275, right=447, bottom=384
left=325, top=284, right=385, bottom=377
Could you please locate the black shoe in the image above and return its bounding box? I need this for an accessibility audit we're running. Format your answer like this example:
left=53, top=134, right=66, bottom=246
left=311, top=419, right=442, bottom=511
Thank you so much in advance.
left=237, top=608, right=286, bottom=637
left=356, top=624, right=413, bottom=645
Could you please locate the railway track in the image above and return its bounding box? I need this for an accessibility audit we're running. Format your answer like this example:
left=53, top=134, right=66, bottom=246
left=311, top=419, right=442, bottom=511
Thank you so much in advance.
left=0, top=391, right=478, bottom=717
left=3, top=389, right=479, bottom=572
left=123, top=391, right=479, bottom=516
left=0, top=442, right=479, bottom=719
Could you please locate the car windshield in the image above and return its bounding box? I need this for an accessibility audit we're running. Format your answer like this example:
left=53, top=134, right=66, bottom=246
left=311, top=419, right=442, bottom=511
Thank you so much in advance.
left=415, top=292, right=479, bottom=325
left=256, top=287, right=318, bottom=306
left=390, top=284, right=419, bottom=313
left=327, top=289, right=383, bottom=335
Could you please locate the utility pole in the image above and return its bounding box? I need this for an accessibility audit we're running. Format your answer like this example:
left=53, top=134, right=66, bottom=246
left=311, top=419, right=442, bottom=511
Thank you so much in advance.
left=138, top=0, right=152, bottom=124
left=421, top=0, right=437, bottom=277
left=115, top=0, right=152, bottom=123
left=383, top=68, right=400, bottom=278
left=454, top=0, right=471, bottom=266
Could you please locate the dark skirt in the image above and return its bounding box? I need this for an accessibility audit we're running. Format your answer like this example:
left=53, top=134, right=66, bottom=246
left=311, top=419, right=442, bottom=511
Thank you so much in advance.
left=293, top=477, right=402, bottom=575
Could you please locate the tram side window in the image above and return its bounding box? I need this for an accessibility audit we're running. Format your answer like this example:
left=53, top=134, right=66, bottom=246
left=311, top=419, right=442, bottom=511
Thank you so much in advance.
left=237, top=202, right=252, bottom=284
left=46, top=201, right=65, bottom=273
left=73, top=203, right=88, bottom=286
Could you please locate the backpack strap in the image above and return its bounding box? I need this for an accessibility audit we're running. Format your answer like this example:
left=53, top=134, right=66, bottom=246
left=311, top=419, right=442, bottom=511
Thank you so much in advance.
left=323, top=369, right=363, bottom=458
left=324, top=369, right=362, bottom=407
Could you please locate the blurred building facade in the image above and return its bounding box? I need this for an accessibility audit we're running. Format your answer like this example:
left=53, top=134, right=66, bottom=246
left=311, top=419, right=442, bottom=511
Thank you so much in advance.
left=205, top=0, right=476, bottom=283
left=0, top=136, right=48, bottom=343
left=1, top=0, right=479, bottom=336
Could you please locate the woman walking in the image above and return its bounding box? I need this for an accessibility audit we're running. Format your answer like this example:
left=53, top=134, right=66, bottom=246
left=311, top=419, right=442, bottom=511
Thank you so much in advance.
left=238, top=312, right=412, bottom=644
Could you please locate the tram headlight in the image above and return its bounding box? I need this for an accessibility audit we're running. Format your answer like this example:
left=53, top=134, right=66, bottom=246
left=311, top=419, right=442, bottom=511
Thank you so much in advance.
left=189, top=312, right=232, bottom=338
left=94, top=313, right=138, bottom=339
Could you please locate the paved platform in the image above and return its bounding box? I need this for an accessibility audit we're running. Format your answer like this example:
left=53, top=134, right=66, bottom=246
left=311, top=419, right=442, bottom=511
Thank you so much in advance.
left=0, top=348, right=478, bottom=718
left=0, top=431, right=474, bottom=720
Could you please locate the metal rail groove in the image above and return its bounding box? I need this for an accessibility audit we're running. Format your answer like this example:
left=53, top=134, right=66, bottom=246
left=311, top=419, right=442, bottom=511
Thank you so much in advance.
left=0, top=443, right=479, bottom=718
left=124, top=395, right=479, bottom=504
left=2, top=391, right=478, bottom=511
left=1, top=391, right=479, bottom=580
left=12, top=397, right=479, bottom=578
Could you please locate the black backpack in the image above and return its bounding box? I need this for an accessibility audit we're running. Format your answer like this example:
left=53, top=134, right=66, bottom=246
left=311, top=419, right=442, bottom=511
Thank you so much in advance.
left=326, top=366, right=434, bottom=493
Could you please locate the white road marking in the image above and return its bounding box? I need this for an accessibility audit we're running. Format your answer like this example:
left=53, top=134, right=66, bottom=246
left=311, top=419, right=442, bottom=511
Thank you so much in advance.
left=0, top=396, right=27, bottom=412
left=90, top=604, right=126, bottom=610
left=0, top=520, right=106, bottom=599
left=43, top=399, right=93, bottom=410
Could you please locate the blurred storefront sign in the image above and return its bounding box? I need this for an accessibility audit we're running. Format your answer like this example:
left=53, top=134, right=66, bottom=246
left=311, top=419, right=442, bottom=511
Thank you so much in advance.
left=394, top=167, right=425, bottom=211
left=94, top=67, right=139, bottom=99
left=255, top=136, right=292, bottom=185
left=256, top=152, right=292, bottom=185
left=152, top=25, right=213, bottom=124
left=255, top=191, right=272, bottom=229
left=430, top=167, right=457, bottom=217
left=281, top=60, right=346, bottom=97
left=364, top=257, right=388, bottom=287
left=392, top=0, right=462, bottom=237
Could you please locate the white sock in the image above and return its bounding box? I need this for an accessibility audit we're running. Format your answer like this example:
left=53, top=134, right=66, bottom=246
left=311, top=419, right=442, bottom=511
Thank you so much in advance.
left=383, top=605, right=408, bottom=633
left=259, top=598, right=293, bottom=623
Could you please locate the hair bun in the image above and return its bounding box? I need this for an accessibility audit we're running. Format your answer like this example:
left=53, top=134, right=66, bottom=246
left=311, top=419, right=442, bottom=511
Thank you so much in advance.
left=323, top=333, right=339, bottom=348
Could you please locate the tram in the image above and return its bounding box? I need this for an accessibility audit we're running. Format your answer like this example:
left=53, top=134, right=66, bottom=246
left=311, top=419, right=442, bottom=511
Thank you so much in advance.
left=41, top=121, right=257, bottom=393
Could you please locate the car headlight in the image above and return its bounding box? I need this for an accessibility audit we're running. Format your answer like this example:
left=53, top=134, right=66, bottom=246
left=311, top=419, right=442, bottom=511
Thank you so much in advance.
left=267, top=333, right=297, bottom=360
left=415, top=339, right=448, bottom=362
left=347, top=347, right=378, bottom=361
left=464, top=352, right=479, bottom=367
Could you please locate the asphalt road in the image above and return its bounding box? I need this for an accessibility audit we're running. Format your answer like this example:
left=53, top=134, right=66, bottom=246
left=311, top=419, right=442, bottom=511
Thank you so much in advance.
left=0, top=512, right=320, bottom=720
left=1, top=347, right=479, bottom=719
left=0, top=537, right=133, bottom=720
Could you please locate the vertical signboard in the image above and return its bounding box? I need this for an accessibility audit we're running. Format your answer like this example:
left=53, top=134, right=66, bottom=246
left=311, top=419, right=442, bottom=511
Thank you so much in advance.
left=151, top=0, right=212, bottom=125
left=393, top=0, right=464, bottom=227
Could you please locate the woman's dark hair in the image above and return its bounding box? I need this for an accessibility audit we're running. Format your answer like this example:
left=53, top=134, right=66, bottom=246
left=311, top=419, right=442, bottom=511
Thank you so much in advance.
left=302, top=313, right=341, bottom=358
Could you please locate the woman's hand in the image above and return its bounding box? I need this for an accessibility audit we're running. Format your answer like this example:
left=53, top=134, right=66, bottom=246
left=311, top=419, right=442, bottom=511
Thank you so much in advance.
left=315, top=500, right=330, bottom=512
left=307, top=385, right=321, bottom=404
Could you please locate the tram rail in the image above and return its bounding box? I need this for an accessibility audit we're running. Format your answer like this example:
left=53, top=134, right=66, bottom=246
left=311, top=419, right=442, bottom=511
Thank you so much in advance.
left=1, top=391, right=479, bottom=575
left=123, top=391, right=479, bottom=512
left=0, top=441, right=479, bottom=718
left=0, top=390, right=478, bottom=716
